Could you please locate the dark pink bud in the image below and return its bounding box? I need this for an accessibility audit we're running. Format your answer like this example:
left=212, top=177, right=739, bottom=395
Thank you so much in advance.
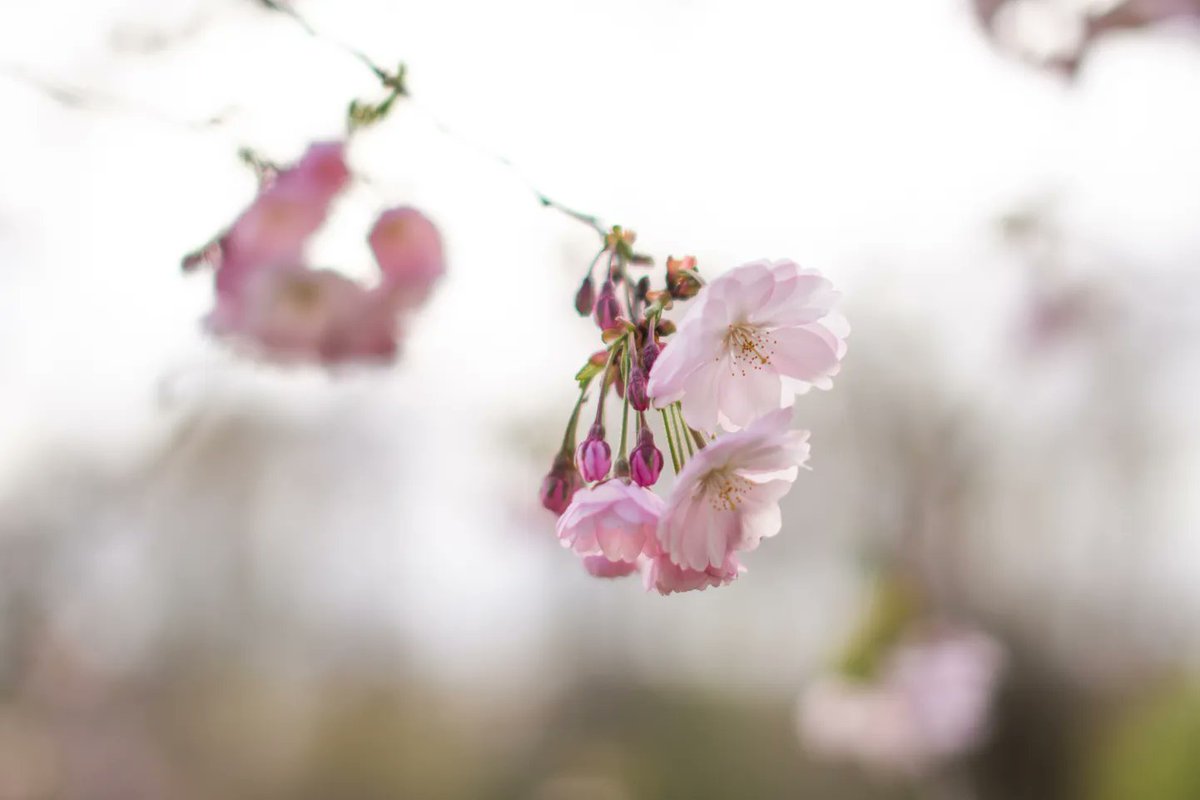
left=594, top=281, right=621, bottom=331
left=630, top=427, right=664, bottom=487
left=641, top=339, right=660, bottom=374
left=627, top=365, right=649, bottom=411
left=635, top=275, right=651, bottom=303
left=540, top=452, right=582, bottom=515
left=574, top=276, right=596, bottom=316
left=575, top=424, right=612, bottom=482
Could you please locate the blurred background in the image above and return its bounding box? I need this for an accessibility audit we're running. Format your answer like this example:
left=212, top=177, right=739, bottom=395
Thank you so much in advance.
left=2, top=0, right=1200, bottom=797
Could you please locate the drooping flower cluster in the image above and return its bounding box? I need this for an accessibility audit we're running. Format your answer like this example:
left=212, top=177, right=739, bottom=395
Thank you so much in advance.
left=183, top=142, right=444, bottom=366
left=539, top=227, right=848, bottom=594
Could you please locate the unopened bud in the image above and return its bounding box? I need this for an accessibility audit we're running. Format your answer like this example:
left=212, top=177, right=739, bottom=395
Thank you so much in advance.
left=627, top=365, right=649, bottom=411
left=635, top=276, right=651, bottom=303
left=576, top=424, right=612, bottom=482
left=641, top=340, right=661, bottom=374
left=630, top=427, right=664, bottom=488
left=540, top=452, right=582, bottom=515
left=594, top=280, right=622, bottom=331
left=666, top=255, right=702, bottom=300
left=574, top=275, right=596, bottom=316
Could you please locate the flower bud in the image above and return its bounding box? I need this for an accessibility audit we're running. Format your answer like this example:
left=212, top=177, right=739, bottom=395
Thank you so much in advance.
left=627, top=365, right=649, bottom=411
left=574, top=275, right=595, bottom=316
left=539, top=452, right=582, bottom=515
left=594, top=280, right=622, bottom=331
left=630, top=427, right=664, bottom=488
left=613, top=457, right=630, bottom=479
left=575, top=424, right=612, bottom=482
left=666, top=255, right=702, bottom=300
left=635, top=275, right=651, bottom=303
left=641, top=339, right=661, bottom=374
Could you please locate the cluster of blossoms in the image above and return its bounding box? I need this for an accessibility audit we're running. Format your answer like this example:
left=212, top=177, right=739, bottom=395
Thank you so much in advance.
left=539, top=227, right=849, bottom=594
left=183, top=141, right=444, bottom=366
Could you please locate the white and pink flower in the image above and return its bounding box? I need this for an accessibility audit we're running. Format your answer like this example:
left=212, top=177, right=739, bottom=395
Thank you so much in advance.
left=216, top=142, right=350, bottom=301
left=207, top=266, right=402, bottom=365
left=556, top=480, right=665, bottom=564
left=369, top=206, right=445, bottom=310
left=582, top=555, right=640, bottom=579
left=193, top=141, right=445, bottom=367
left=648, top=259, right=848, bottom=434
left=656, top=408, right=810, bottom=572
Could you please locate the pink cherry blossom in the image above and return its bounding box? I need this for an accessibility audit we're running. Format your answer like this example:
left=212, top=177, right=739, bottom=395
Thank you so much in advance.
left=216, top=142, right=350, bottom=300
left=555, top=480, right=665, bottom=564
left=208, top=266, right=400, bottom=365
left=656, top=408, right=810, bottom=571
left=797, top=628, right=1005, bottom=775
left=647, top=259, right=848, bottom=433
left=368, top=207, right=445, bottom=309
left=582, top=555, right=639, bottom=579
left=641, top=552, right=743, bottom=595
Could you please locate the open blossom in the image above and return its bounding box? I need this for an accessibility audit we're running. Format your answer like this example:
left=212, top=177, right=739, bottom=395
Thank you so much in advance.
left=798, top=628, right=1006, bottom=775
left=642, top=552, right=743, bottom=595
left=648, top=259, right=848, bottom=433
left=582, top=555, right=639, bottom=579
left=191, top=141, right=447, bottom=367
left=208, top=266, right=402, bottom=365
left=217, top=142, right=350, bottom=300
left=556, top=480, right=665, bottom=564
left=657, top=408, right=810, bottom=571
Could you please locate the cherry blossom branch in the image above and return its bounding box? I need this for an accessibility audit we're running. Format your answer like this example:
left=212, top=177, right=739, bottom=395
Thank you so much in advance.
left=0, top=61, right=230, bottom=130
left=254, top=0, right=609, bottom=239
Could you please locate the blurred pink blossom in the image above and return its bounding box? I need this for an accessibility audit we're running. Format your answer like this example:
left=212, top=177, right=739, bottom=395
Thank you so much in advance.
left=217, top=141, right=349, bottom=300
left=798, top=628, right=1006, bottom=776
left=648, top=259, right=847, bottom=433
left=191, top=141, right=446, bottom=367
left=208, top=266, right=401, bottom=365
left=556, top=480, right=664, bottom=564
left=368, top=206, right=445, bottom=309
left=656, top=408, right=809, bottom=572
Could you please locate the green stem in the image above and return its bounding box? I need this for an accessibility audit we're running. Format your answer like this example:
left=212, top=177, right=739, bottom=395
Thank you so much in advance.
left=670, top=404, right=690, bottom=463
left=660, top=408, right=681, bottom=474
left=593, top=341, right=622, bottom=428
left=618, top=335, right=633, bottom=459
left=561, top=383, right=589, bottom=452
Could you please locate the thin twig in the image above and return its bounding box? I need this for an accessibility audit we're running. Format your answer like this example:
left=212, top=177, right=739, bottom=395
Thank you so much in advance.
left=256, top=0, right=608, bottom=238
left=0, top=61, right=231, bottom=130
